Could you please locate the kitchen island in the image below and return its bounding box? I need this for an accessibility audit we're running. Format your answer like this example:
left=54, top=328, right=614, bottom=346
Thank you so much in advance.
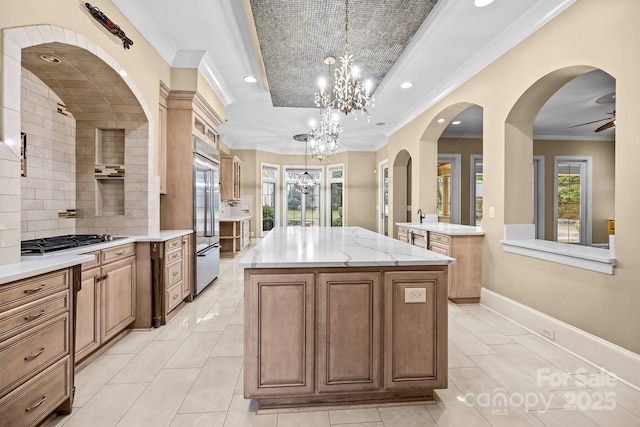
left=238, top=226, right=454, bottom=412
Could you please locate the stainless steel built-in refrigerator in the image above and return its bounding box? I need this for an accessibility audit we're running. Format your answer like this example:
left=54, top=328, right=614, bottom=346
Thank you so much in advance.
left=193, top=137, right=220, bottom=296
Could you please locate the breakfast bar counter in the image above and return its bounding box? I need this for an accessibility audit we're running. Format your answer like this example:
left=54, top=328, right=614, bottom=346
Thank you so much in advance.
left=238, top=226, right=454, bottom=411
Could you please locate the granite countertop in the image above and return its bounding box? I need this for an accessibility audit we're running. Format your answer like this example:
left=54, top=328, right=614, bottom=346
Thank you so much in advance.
left=396, top=222, right=485, bottom=236
left=238, top=226, right=455, bottom=269
left=220, top=215, right=252, bottom=222
left=0, top=230, right=194, bottom=285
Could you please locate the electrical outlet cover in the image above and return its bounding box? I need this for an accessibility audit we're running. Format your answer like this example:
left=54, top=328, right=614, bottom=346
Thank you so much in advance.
left=405, top=288, right=426, bottom=303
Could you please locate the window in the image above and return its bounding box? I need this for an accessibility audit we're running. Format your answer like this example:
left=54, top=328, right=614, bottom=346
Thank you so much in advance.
left=437, top=154, right=461, bottom=224
left=261, top=163, right=279, bottom=235
left=284, top=167, right=322, bottom=227
left=554, top=156, right=592, bottom=245
left=327, top=164, right=344, bottom=227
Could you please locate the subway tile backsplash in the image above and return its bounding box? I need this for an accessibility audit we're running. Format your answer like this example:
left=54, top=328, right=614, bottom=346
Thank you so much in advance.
left=20, top=67, right=76, bottom=240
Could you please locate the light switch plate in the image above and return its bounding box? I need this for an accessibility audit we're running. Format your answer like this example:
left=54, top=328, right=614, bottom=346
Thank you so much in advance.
left=404, top=287, right=426, bottom=303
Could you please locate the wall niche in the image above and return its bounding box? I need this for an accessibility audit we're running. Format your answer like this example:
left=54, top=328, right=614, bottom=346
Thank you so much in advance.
left=94, top=128, right=125, bottom=216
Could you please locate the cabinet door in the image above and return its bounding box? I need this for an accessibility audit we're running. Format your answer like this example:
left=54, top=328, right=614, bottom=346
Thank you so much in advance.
left=383, top=270, right=447, bottom=390
left=244, top=272, right=314, bottom=398
left=101, top=256, right=136, bottom=342
left=317, top=272, right=381, bottom=393
left=75, top=267, right=101, bottom=361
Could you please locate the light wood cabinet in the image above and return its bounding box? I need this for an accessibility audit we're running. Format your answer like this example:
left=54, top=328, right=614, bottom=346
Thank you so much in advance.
left=134, top=234, right=194, bottom=329
left=220, top=219, right=251, bottom=257
left=161, top=91, right=221, bottom=230
left=428, top=232, right=482, bottom=303
left=75, top=243, right=136, bottom=363
left=316, top=272, right=381, bottom=393
left=244, top=272, right=315, bottom=398
left=220, top=154, right=241, bottom=201
left=397, top=226, right=409, bottom=243
left=0, top=268, right=76, bottom=425
left=244, top=266, right=448, bottom=410
left=384, top=271, right=447, bottom=390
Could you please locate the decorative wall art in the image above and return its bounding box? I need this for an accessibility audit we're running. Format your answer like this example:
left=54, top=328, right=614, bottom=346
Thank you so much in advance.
left=20, top=132, right=26, bottom=177
left=84, top=3, right=134, bottom=49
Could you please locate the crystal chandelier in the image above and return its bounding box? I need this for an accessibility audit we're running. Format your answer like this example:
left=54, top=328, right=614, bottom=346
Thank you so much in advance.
left=332, top=0, right=373, bottom=118
left=295, top=136, right=316, bottom=195
left=309, top=106, right=343, bottom=160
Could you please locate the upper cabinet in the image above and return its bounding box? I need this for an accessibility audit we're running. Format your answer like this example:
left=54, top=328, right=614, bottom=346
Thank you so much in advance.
left=220, top=154, right=242, bottom=201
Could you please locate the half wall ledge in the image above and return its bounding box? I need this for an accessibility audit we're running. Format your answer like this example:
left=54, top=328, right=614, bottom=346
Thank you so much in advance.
left=500, top=224, right=615, bottom=275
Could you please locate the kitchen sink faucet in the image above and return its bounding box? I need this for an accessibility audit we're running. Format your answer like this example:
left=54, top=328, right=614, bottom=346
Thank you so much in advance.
left=417, top=208, right=426, bottom=224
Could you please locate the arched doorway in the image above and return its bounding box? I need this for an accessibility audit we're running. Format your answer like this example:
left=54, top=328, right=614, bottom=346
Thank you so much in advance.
left=391, top=149, right=411, bottom=239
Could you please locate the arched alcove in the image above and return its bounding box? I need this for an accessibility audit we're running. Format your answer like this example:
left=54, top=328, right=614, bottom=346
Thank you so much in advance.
left=0, top=26, right=157, bottom=261
left=505, top=65, right=616, bottom=246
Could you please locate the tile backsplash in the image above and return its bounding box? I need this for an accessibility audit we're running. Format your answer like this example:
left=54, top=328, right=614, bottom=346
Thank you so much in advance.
left=20, top=67, right=76, bottom=240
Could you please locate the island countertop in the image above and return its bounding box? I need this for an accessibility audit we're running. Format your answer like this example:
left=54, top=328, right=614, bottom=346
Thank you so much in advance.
left=396, top=222, right=485, bottom=236
left=238, top=226, right=455, bottom=268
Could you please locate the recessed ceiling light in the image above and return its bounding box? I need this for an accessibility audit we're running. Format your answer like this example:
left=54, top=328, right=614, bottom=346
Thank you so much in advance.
left=39, top=54, right=61, bottom=64
left=437, top=118, right=445, bottom=124
left=400, top=81, right=414, bottom=89
left=451, top=120, right=462, bottom=125
left=474, top=0, right=494, bottom=7
left=244, top=76, right=257, bottom=83
left=119, top=69, right=128, bottom=78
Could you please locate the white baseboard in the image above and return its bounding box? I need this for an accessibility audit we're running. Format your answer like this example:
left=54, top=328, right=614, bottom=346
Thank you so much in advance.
left=480, top=288, right=640, bottom=390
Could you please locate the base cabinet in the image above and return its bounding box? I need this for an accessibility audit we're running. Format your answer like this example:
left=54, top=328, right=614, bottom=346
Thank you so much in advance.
left=0, top=269, right=76, bottom=426
left=428, top=232, right=482, bottom=303
left=244, top=266, right=448, bottom=410
left=221, top=219, right=251, bottom=257
left=75, top=244, right=136, bottom=363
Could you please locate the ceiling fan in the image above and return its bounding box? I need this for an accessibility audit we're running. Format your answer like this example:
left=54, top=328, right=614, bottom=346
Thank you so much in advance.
left=568, top=110, right=616, bottom=132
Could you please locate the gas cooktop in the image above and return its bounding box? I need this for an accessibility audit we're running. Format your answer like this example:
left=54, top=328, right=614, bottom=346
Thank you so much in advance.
left=21, top=234, right=115, bottom=255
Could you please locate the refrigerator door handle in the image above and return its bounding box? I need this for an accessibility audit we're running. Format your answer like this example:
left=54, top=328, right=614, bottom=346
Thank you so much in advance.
left=204, top=169, right=212, bottom=237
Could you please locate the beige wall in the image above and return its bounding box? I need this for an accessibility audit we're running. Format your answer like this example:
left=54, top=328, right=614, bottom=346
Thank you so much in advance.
left=233, top=149, right=377, bottom=236
left=386, top=0, right=640, bottom=354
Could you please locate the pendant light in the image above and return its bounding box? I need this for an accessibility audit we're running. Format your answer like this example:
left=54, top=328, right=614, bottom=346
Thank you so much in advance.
left=295, top=136, right=316, bottom=195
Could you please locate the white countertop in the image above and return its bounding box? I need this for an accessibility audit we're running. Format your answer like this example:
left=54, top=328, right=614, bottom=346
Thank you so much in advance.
left=220, top=215, right=252, bottom=222
left=238, top=226, right=455, bottom=268
left=0, top=230, right=194, bottom=285
left=396, top=222, right=485, bottom=236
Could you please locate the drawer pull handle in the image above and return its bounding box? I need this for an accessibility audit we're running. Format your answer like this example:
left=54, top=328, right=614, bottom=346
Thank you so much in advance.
left=116, top=250, right=125, bottom=255
left=24, top=284, right=45, bottom=294
left=25, top=395, right=47, bottom=413
left=173, top=294, right=179, bottom=300
left=25, top=347, right=46, bottom=361
left=24, top=310, right=46, bottom=321
left=172, top=272, right=179, bottom=277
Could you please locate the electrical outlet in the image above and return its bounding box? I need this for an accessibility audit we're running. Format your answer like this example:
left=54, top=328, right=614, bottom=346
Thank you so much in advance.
left=404, top=288, right=426, bottom=303
left=541, top=327, right=555, bottom=341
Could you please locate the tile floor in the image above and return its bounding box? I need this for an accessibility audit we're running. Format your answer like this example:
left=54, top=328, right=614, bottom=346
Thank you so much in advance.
left=48, top=255, right=640, bottom=427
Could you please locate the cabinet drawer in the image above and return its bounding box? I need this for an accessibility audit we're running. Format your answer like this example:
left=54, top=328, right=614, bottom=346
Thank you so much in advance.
left=429, top=232, right=450, bottom=246
left=81, top=251, right=101, bottom=270
left=429, top=242, right=450, bottom=257
left=165, top=259, right=183, bottom=286
left=0, top=314, right=69, bottom=397
left=101, top=243, right=136, bottom=264
left=0, top=356, right=70, bottom=427
left=166, top=237, right=182, bottom=251
left=166, top=282, right=183, bottom=313
left=0, top=271, right=69, bottom=313
left=0, top=291, right=69, bottom=341
left=165, top=247, right=183, bottom=265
